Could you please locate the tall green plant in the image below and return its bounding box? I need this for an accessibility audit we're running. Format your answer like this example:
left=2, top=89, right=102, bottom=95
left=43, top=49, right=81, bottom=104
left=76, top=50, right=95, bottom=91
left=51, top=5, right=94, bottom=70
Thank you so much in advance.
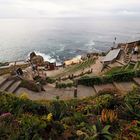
left=86, top=119, right=113, bottom=140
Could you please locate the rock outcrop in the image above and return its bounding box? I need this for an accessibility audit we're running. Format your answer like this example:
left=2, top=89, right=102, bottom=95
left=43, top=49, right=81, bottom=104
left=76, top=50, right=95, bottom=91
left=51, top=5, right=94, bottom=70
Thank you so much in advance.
left=30, top=52, right=44, bottom=66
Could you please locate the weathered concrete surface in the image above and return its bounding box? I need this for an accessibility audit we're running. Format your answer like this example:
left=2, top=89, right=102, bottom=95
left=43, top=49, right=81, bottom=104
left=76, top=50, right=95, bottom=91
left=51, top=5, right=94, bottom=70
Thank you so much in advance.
left=94, top=83, right=115, bottom=93
left=113, top=82, right=136, bottom=93
left=16, top=84, right=96, bottom=100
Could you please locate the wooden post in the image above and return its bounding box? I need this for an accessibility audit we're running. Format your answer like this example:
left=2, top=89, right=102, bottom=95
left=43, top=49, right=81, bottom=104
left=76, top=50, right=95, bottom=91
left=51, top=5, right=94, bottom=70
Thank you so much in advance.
left=74, top=87, right=77, bottom=98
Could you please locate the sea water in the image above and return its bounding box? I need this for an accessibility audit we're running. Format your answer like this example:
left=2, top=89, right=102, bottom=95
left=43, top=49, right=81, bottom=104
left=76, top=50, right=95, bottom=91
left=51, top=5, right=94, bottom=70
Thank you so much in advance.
left=0, top=18, right=140, bottom=63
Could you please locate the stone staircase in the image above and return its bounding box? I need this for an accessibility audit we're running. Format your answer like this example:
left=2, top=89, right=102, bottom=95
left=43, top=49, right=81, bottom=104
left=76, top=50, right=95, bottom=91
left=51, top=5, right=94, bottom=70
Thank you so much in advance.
left=133, top=62, right=139, bottom=70
left=92, top=78, right=140, bottom=95
left=115, top=60, right=125, bottom=66
left=0, top=76, right=9, bottom=88
left=0, top=76, right=21, bottom=93
left=124, top=54, right=131, bottom=64
left=101, top=64, right=112, bottom=73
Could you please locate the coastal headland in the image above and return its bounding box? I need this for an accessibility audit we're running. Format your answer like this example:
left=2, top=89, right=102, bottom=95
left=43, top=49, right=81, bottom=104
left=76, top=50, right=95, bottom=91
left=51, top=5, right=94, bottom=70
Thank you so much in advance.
left=0, top=40, right=140, bottom=100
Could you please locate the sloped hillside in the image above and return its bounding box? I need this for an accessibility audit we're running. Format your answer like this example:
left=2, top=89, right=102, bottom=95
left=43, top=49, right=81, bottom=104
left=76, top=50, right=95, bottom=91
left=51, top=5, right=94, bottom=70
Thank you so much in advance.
left=0, top=87, right=140, bottom=140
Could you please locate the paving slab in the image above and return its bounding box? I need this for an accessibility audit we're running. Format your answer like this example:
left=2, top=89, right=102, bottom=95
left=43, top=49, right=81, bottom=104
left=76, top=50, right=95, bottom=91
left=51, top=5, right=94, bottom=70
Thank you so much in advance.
left=113, top=82, right=136, bottom=93
left=77, top=85, right=96, bottom=99
left=94, top=83, right=115, bottom=93
left=16, top=84, right=96, bottom=101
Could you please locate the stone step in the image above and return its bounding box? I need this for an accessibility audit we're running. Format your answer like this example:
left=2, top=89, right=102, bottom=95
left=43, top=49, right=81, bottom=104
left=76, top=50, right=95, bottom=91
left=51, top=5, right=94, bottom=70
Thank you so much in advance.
left=116, top=60, right=125, bottom=66
left=106, top=65, right=111, bottom=69
left=0, top=74, right=10, bottom=87
left=102, top=68, right=109, bottom=73
left=130, top=61, right=136, bottom=65
left=0, top=79, right=15, bottom=91
left=7, top=80, right=21, bottom=93
left=0, top=77, right=8, bottom=88
left=134, top=62, right=139, bottom=70
left=112, top=62, right=124, bottom=67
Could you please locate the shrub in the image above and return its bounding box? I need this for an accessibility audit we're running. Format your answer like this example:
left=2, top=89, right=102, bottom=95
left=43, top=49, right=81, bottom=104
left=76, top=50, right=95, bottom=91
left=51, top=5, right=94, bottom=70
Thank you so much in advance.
left=19, top=80, right=40, bottom=92
left=120, top=120, right=140, bottom=140
left=77, top=76, right=102, bottom=86
left=0, top=113, right=20, bottom=139
left=77, top=70, right=139, bottom=86
left=19, top=92, right=29, bottom=100
left=86, top=119, right=113, bottom=140
left=34, top=76, right=47, bottom=85
left=19, top=114, right=47, bottom=140
left=97, top=89, right=118, bottom=96
left=48, top=101, right=69, bottom=120
left=122, top=87, right=140, bottom=120
left=56, top=82, right=74, bottom=89
left=46, top=77, right=56, bottom=84
left=92, top=94, right=115, bottom=114
left=0, top=92, right=49, bottom=116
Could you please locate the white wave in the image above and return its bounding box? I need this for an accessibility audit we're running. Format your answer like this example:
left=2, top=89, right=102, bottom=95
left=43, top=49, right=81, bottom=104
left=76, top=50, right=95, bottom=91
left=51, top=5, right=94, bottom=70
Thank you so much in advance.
left=28, top=51, right=56, bottom=63
left=75, top=55, right=82, bottom=59
left=36, top=52, right=56, bottom=63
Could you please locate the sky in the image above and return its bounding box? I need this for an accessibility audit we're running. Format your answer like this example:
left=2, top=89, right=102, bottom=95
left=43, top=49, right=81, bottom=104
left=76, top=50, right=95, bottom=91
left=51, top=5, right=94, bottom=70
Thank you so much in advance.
left=0, top=0, right=140, bottom=18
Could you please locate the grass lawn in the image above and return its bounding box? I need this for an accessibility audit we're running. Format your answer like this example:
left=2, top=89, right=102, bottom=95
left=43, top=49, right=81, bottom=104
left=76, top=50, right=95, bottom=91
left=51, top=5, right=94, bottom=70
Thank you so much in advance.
left=105, top=64, right=135, bottom=76
left=104, top=66, right=122, bottom=75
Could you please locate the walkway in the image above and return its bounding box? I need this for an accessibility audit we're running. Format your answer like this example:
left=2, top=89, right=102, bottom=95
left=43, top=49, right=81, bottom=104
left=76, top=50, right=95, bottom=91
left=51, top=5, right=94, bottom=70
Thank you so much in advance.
left=1, top=74, right=140, bottom=101
left=16, top=84, right=96, bottom=100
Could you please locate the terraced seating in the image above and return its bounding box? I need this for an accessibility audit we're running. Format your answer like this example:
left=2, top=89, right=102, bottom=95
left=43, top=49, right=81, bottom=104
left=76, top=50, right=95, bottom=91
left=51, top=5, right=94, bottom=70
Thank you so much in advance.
left=124, top=54, right=131, bottom=64
left=55, top=58, right=95, bottom=78
left=0, top=75, right=21, bottom=93
left=7, top=80, right=21, bottom=93
left=0, top=76, right=8, bottom=87
left=0, top=79, right=15, bottom=91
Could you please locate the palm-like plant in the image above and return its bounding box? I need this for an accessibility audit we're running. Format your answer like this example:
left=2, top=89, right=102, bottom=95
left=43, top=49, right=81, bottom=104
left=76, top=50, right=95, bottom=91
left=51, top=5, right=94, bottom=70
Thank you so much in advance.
left=86, top=119, right=113, bottom=140
left=123, top=88, right=140, bottom=119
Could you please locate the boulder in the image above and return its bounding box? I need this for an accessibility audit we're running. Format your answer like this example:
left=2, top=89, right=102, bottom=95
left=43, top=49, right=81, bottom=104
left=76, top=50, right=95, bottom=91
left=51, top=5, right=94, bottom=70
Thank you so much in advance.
left=30, top=52, right=37, bottom=60
left=30, top=52, right=44, bottom=66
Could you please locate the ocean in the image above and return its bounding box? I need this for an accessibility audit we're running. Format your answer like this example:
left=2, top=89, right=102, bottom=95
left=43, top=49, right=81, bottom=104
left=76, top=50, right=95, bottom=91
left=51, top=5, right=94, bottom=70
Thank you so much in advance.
left=0, top=18, right=140, bottom=63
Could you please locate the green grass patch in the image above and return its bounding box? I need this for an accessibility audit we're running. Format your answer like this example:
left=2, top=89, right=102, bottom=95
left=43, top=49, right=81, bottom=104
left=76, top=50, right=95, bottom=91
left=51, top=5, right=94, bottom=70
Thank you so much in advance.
left=55, top=58, right=95, bottom=78
left=104, top=66, right=122, bottom=75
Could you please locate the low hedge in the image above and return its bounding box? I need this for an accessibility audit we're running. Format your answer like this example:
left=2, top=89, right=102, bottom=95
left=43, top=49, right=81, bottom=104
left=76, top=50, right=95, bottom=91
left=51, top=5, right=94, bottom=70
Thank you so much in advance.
left=56, top=82, right=74, bottom=89
left=0, top=92, right=49, bottom=115
left=78, top=70, right=140, bottom=86
left=34, top=76, right=46, bottom=85
left=46, top=77, right=56, bottom=84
